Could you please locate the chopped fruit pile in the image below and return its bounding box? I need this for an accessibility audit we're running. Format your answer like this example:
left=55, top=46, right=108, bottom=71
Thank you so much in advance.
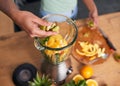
left=76, top=41, right=105, bottom=60
left=80, top=65, right=93, bottom=79
left=45, top=34, right=67, bottom=48
left=39, top=33, right=69, bottom=64
left=44, top=34, right=68, bottom=64
left=38, top=23, right=69, bottom=64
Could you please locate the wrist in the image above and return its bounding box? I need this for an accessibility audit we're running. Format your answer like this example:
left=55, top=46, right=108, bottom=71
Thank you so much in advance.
left=89, top=8, right=98, bottom=16
left=89, top=5, right=98, bottom=13
left=9, top=9, right=20, bottom=21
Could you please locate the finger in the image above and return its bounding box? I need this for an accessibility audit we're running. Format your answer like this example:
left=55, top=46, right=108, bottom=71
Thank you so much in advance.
left=38, top=19, right=52, bottom=26
left=89, top=13, right=96, bottom=24
left=37, top=31, right=57, bottom=37
left=31, top=28, right=57, bottom=37
left=34, top=17, right=52, bottom=26
left=94, top=17, right=98, bottom=25
left=89, top=16, right=98, bottom=26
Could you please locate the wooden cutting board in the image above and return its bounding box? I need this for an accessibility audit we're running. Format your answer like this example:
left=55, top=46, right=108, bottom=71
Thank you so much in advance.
left=72, top=25, right=112, bottom=65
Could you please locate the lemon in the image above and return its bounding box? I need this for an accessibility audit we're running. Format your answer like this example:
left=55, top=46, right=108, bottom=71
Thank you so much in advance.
left=73, top=74, right=84, bottom=84
left=80, top=65, right=93, bottom=79
left=86, top=79, right=98, bottom=86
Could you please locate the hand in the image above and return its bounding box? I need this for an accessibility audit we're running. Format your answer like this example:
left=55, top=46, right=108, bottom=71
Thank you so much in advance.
left=13, top=11, right=57, bottom=37
left=89, top=9, right=98, bottom=26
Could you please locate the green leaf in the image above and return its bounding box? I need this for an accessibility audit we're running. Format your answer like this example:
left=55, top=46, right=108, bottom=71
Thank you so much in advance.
left=63, top=80, right=87, bottom=86
left=77, top=80, right=87, bottom=86
left=28, top=81, right=36, bottom=86
left=36, top=72, right=41, bottom=83
left=63, top=80, right=76, bottom=86
left=28, top=73, right=52, bottom=86
left=33, top=78, right=39, bottom=85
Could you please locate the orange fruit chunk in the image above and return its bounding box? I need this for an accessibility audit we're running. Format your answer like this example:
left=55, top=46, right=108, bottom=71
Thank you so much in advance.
left=72, top=74, right=84, bottom=84
left=80, top=65, right=93, bottom=79
left=86, top=79, right=98, bottom=86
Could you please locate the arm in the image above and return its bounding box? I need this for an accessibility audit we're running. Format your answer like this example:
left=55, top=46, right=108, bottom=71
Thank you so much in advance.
left=82, top=0, right=98, bottom=25
left=0, top=0, right=19, bottom=18
left=0, top=0, right=56, bottom=37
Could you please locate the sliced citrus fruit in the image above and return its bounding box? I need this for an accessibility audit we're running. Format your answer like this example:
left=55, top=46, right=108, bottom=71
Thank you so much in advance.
left=80, top=65, right=93, bottom=79
left=73, top=74, right=84, bottom=84
left=86, top=79, right=98, bottom=86
left=46, top=37, right=55, bottom=47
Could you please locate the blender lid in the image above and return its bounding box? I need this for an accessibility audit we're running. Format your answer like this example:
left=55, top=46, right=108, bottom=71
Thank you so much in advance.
left=12, top=63, right=37, bottom=86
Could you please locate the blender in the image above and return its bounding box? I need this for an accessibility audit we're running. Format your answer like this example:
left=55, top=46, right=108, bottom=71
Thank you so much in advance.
left=34, top=14, right=78, bottom=85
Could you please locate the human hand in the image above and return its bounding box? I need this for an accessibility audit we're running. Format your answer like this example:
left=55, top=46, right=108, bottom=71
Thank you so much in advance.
left=89, top=9, right=98, bottom=26
left=13, top=11, right=57, bottom=37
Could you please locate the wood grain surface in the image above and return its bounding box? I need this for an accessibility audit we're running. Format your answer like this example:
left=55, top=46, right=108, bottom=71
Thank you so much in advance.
left=0, top=12, right=120, bottom=86
left=0, top=11, right=14, bottom=36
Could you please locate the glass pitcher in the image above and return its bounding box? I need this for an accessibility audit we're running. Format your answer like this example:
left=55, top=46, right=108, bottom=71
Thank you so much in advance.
left=34, top=14, right=78, bottom=84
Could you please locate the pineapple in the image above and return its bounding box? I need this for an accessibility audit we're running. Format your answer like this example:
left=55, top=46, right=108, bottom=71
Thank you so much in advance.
left=28, top=73, right=52, bottom=86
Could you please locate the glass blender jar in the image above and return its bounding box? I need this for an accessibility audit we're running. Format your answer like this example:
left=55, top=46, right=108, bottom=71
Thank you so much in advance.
left=34, top=14, right=78, bottom=84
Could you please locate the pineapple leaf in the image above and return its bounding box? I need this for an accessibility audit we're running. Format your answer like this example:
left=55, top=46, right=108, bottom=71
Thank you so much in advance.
left=33, top=78, right=39, bottom=85
left=28, top=73, right=52, bottom=86
left=36, top=72, right=41, bottom=83
left=28, top=81, right=36, bottom=86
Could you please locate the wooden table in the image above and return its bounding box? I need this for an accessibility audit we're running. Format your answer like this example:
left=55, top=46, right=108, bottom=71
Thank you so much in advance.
left=0, top=12, right=120, bottom=86
left=0, top=11, right=14, bottom=36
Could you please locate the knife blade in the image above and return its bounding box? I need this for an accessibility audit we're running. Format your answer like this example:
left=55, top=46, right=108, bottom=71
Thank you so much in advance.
left=98, top=28, right=116, bottom=51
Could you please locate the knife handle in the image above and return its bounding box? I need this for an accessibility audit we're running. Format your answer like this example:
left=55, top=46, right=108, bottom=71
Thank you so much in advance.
left=105, top=37, right=116, bottom=51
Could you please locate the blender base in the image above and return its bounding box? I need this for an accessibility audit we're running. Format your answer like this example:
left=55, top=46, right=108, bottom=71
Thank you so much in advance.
left=40, top=58, right=73, bottom=85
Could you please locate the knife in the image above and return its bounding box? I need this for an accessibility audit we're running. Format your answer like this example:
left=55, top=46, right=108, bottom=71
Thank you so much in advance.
left=98, top=28, right=117, bottom=51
